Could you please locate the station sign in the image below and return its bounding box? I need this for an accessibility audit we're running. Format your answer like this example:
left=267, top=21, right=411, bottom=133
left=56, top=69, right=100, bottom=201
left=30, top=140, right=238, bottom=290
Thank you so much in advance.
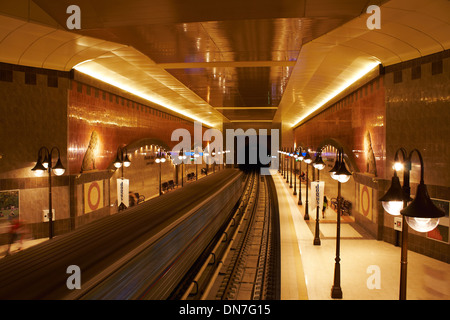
left=310, top=181, right=325, bottom=208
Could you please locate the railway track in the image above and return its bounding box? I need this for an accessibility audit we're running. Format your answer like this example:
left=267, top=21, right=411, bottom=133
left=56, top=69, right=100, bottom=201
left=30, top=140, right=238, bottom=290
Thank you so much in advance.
left=0, top=169, right=244, bottom=300
left=0, top=168, right=279, bottom=301
left=174, top=171, right=280, bottom=300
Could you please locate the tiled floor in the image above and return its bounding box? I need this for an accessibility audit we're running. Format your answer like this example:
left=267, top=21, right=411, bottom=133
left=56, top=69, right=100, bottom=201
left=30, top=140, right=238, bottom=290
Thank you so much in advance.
left=0, top=238, right=47, bottom=259
left=273, top=171, right=450, bottom=300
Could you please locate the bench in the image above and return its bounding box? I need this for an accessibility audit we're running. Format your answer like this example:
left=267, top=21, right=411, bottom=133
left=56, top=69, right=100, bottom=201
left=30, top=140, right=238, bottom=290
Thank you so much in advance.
left=187, top=173, right=196, bottom=181
left=168, top=180, right=175, bottom=190
left=330, top=197, right=352, bottom=215
left=129, top=192, right=145, bottom=207
left=342, top=200, right=352, bottom=215
left=330, top=197, right=340, bottom=210
left=161, top=182, right=169, bottom=192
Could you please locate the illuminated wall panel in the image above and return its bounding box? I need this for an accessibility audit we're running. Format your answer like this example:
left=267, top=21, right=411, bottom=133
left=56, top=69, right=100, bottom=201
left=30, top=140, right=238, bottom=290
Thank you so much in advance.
left=67, top=80, right=203, bottom=175
left=293, top=76, right=386, bottom=178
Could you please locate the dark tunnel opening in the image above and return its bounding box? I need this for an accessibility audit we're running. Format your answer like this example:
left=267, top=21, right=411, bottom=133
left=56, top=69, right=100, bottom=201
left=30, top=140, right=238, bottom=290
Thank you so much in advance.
left=234, top=135, right=273, bottom=173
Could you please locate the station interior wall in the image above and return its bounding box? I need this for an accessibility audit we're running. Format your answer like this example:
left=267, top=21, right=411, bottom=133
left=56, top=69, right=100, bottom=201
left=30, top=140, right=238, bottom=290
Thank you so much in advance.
left=0, top=50, right=449, bottom=263
left=292, top=50, right=450, bottom=263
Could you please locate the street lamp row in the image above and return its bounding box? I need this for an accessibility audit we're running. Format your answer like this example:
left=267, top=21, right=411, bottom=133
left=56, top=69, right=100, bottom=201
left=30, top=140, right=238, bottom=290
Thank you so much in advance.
left=278, top=145, right=352, bottom=299
left=30, top=144, right=229, bottom=239
left=279, top=144, right=444, bottom=300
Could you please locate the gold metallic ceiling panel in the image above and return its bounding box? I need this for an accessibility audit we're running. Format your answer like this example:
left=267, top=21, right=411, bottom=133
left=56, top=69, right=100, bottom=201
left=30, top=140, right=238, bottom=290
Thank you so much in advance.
left=277, top=0, right=450, bottom=128
left=28, top=0, right=359, bottom=122
left=1, top=0, right=449, bottom=127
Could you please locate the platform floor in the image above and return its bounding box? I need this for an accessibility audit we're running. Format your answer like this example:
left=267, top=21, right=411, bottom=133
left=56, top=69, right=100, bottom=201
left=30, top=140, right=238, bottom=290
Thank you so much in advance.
left=273, top=170, right=450, bottom=300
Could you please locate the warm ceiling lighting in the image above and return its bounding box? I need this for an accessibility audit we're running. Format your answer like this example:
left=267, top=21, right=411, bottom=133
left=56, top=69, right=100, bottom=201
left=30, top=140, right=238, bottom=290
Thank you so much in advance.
left=291, top=61, right=380, bottom=128
left=74, top=61, right=214, bottom=127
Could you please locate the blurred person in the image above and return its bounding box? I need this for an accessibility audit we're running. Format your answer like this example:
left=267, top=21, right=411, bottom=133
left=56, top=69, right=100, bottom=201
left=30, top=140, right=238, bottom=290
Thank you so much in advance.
left=322, top=196, right=328, bottom=219
left=5, top=219, right=25, bottom=256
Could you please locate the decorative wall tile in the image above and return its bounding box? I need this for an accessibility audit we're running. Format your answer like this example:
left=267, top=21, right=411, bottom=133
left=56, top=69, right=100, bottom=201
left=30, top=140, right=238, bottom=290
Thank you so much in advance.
left=68, top=81, right=205, bottom=174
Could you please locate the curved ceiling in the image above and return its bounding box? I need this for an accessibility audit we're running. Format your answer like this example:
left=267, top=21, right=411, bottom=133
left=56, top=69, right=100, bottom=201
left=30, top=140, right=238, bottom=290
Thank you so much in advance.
left=0, top=0, right=449, bottom=129
left=0, top=3, right=225, bottom=128
left=277, top=0, right=450, bottom=127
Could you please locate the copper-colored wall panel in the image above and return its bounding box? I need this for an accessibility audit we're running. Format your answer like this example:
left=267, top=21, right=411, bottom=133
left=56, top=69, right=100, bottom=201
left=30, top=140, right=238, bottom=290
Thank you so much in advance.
left=294, top=77, right=386, bottom=178
left=68, top=81, right=201, bottom=174
left=385, top=55, right=450, bottom=188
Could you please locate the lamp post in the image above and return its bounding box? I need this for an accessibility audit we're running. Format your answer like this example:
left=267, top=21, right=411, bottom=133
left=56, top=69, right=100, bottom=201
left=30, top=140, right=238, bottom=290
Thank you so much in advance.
left=203, top=150, right=210, bottom=176
left=289, top=148, right=293, bottom=188
left=278, top=150, right=281, bottom=173
left=178, top=150, right=187, bottom=187
left=297, top=148, right=305, bottom=205
left=303, top=151, right=312, bottom=220
left=329, top=148, right=352, bottom=299
left=194, top=150, right=200, bottom=180
left=113, top=146, right=131, bottom=178
left=286, top=150, right=290, bottom=182
left=312, top=149, right=326, bottom=246
left=379, top=148, right=444, bottom=300
left=113, top=147, right=132, bottom=211
left=32, top=146, right=66, bottom=239
left=293, top=151, right=298, bottom=196
left=155, top=148, right=166, bottom=195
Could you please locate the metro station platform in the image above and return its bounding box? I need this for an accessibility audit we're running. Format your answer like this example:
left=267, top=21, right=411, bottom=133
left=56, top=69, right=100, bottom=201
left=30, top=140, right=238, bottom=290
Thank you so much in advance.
left=273, top=171, right=450, bottom=300
left=2, top=170, right=449, bottom=300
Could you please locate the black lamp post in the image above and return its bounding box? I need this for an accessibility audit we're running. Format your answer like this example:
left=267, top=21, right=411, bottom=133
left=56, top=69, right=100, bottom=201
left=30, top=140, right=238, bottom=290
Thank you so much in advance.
left=113, top=146, right=131, bottom=178
left=329, top=148, right=352, bottom=299
left=293, top=150, right=298, bottom=196
left=155, top=148, right=166, bottom=196
left=203, top=151, right=209, bottom=176
left=296, top=148, right=305, bottom=205
left=287, top=149, right=291, bottom=185
left=278, top=150, right=281, bottom=173
left=289, top=148, right=293, bottom=188
left=178, top=150, right=187, bottom=187
left=113, top=147, right=131, bottom=211
left=312, top=149, right=326, bottom=246
left=32, top=146, right=66, bottom=239
left=379, top=148, right=444, bottom=300
left=303, top=150, right=312, bottom=220
left=194, top=150, right=200, bottom=180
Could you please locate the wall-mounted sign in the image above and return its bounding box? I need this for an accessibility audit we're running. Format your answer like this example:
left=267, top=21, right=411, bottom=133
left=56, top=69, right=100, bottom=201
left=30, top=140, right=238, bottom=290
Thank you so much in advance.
left=359, top=184, right=373, bottom=221
left=117, top=178, right=129, bottom=209
left=394, top=216, right=402, bottom=231
left=43, top=209, right=55, bottom=222
left=310, top=181, right=325, bottom=208
left=84, top=181, right=104, bottom=214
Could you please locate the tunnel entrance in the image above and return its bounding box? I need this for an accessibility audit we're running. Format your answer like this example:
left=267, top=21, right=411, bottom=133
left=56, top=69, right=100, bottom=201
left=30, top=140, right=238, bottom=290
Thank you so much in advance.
left=233, top=135, right=273, bottom=173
